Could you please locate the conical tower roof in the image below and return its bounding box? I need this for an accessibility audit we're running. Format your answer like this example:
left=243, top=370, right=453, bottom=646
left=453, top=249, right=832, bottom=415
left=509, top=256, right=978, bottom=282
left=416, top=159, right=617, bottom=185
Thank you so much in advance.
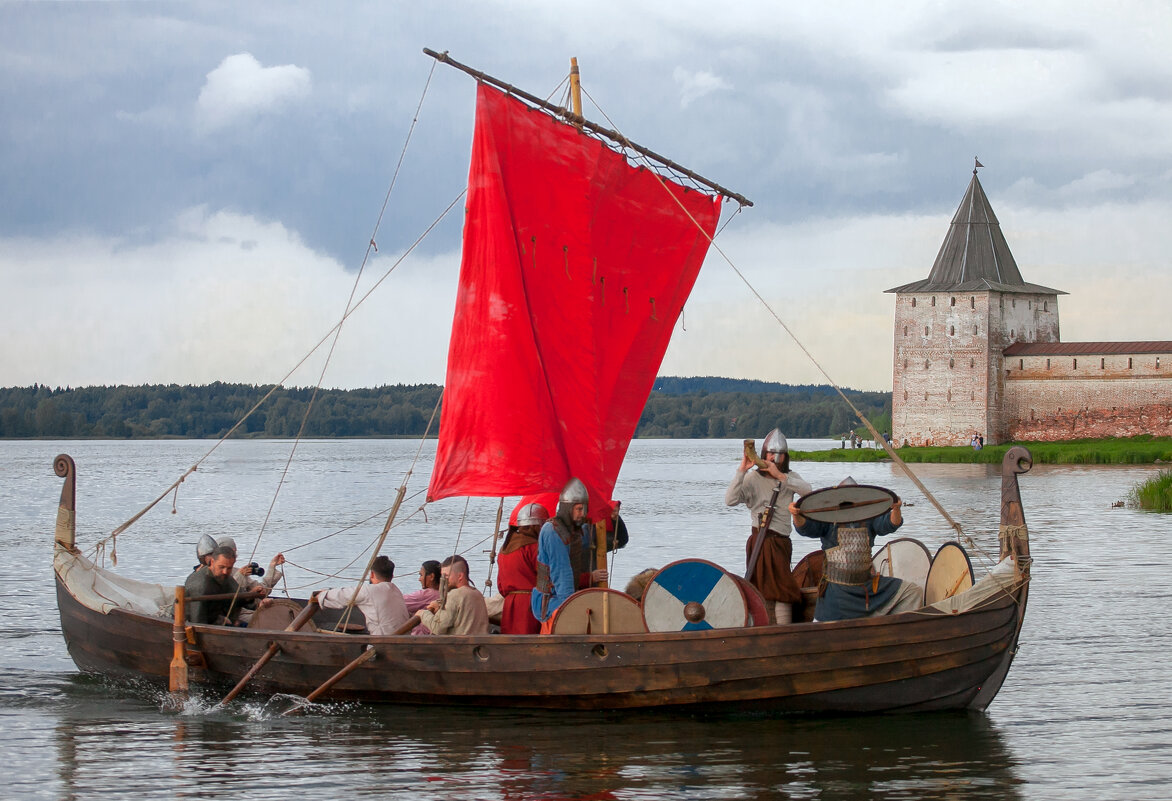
left=887, top=168, right=1064, bottom=295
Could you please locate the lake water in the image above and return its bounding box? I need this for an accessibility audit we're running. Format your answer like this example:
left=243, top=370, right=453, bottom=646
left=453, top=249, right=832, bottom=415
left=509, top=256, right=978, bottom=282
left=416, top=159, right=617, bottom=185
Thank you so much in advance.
left=1, top=438, right=1170, bottom=800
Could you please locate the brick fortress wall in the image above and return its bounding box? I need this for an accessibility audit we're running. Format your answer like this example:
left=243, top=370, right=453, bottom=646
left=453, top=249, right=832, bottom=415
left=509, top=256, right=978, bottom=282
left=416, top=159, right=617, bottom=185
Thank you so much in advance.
left=1003, top=351, right=1172, bottom=439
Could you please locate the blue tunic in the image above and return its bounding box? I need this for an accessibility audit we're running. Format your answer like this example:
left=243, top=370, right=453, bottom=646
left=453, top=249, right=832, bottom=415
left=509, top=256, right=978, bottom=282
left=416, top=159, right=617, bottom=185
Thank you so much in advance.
left=530, top=520, right=591, bottom=622
left=794, top=511, right=903, bottom=622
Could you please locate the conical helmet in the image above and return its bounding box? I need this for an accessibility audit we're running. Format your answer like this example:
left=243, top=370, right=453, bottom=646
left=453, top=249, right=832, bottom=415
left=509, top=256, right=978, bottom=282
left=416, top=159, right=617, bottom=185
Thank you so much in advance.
left=216, top=536, right=237, bottom=553
left=196, top=534, right=217, bottom=561
left=838, top=476, right=858, bottom=487
left=559, top=477, right=589, bottom=506
left=762, top=428, right=789, bottom=455
left=515, top=502, right=550, bottom=527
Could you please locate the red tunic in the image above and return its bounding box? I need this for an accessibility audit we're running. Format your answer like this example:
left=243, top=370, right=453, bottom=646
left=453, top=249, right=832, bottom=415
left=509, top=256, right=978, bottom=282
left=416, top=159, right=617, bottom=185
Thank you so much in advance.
left=497, top=540, right=541, bottom=635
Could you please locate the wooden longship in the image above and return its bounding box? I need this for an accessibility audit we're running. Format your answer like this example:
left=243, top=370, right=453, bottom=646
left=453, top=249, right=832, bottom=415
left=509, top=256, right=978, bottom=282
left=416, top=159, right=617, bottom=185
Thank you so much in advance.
left=53, top=448, right=1030, bottom=713
left=51, top=51, right=1032, bottom=713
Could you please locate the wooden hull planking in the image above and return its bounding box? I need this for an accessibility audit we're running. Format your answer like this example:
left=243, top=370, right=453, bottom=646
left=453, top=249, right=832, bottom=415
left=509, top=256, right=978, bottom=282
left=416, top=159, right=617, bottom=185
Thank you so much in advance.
left=56, top=572, right=1024, bottom=713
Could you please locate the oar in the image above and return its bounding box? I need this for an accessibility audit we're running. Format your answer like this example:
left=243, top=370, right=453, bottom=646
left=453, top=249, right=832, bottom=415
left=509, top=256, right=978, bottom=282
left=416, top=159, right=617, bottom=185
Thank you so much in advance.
left=282, top=645, right=377, bottom=716
left=394, top=615, right=421, bottom=635
left=218, top=597, right=319, bottom=706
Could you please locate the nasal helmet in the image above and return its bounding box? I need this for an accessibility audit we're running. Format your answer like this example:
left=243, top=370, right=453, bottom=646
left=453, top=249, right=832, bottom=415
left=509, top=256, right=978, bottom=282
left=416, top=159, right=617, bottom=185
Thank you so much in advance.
left=196, top=534, right=217, bottom=562
left=762, top=428, right=789, bottom=455
left=559, top=477, right=589, bottom=508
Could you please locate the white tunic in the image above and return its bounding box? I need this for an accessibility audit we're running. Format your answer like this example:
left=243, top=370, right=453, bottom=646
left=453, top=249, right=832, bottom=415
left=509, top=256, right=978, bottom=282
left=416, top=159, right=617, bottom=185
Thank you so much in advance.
left=317, top=581, right=409, bottom=636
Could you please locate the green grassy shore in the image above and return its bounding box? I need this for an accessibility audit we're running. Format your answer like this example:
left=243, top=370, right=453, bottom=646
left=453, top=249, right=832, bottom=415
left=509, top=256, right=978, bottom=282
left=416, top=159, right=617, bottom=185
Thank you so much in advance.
left=1128, top=470, right=1172, bottom=512
left=792, top=436, right=1172, bottom=465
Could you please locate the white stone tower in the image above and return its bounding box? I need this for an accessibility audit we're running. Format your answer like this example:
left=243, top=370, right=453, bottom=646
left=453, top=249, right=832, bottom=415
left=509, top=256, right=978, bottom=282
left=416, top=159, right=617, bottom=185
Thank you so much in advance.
left=886, top=166, right=1064, bottom=446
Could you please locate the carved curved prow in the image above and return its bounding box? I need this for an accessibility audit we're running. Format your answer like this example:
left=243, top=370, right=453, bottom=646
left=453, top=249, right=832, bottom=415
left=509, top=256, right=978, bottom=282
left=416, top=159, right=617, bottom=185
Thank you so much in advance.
left=999, top=446, right=1032, bottom=566
left=54, top=454, right=77, bottom=551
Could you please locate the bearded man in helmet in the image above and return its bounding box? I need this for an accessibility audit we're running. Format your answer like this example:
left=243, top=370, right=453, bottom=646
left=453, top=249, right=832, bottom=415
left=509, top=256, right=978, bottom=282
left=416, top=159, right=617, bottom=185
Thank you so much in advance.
left=725, top=428, right=813, bottom=623
left=531, top=478, right=609, bottom=633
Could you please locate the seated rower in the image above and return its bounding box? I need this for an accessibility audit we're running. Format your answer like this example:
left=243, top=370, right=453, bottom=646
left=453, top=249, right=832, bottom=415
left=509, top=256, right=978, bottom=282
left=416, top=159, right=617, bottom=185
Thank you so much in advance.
left=790, top=478, right=921, bottom=622
left=315, top=555, right=409, bottom=636
left=418, top=555, right=489, bottom=635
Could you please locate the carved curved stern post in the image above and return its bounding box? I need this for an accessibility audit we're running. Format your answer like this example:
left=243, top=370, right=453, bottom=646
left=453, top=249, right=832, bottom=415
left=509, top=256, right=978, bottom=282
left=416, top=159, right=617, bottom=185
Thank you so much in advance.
left=999, top=446, right=1033, bottom=569
left=968, top=445, right=1032, bottom=710
left=54, top=454, right=78, bottom=553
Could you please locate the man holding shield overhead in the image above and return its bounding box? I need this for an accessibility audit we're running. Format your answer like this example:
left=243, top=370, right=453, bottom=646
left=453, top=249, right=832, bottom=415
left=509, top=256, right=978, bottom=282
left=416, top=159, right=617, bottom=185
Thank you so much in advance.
left=789, top=477, right=922, bottom=622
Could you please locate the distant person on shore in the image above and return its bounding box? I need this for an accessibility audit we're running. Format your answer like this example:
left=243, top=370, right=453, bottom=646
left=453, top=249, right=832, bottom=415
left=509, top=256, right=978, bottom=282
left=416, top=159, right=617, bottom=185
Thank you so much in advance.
left=419, top=555, right=490, bottom=635
left=726, top=428, right=812, bottom=624
left=971, top=434, right=982, bottom=451
left=789, top=478, right=921, bottom=622
left=315, top=555, right=409, bottom=636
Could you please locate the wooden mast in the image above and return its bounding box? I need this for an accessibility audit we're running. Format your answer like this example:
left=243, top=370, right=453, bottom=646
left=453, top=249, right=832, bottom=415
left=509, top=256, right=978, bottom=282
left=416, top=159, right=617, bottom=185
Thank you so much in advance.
left=569, top=55, right=611, bottom=633
left=569, top=57, right=583, bottom=130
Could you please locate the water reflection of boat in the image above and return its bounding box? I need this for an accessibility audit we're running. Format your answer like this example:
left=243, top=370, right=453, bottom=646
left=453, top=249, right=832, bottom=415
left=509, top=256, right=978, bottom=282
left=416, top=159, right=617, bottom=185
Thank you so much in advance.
left=51, top=51, right=1032, bottom=714
left=51, top=705, right=1025, bottom=800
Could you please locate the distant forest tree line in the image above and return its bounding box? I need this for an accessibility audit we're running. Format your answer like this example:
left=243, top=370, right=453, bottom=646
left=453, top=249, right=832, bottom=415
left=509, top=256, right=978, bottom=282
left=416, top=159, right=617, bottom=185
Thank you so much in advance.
left=0, top=378, right=891, bottom=440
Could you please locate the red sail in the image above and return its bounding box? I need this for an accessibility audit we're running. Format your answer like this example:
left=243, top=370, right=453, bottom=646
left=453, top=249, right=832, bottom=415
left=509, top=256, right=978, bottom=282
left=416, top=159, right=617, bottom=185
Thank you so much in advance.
left=428, top=84, right=722, bottom=516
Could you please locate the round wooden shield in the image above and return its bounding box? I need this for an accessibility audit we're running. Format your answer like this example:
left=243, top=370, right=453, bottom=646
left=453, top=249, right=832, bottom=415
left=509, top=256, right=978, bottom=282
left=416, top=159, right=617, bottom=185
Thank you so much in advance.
left=247, top=598, right=320, bottom=632
left=731, top=575, right=770, bottom=627
left=548, top=588, right=645, bottom=634
left=924, top=541, right=975, bottom=605
left=797, top=484, right=898, bottom=524
left=872, top=537, right=932, bottom=607
left=641, top=559, right=748, bottom=632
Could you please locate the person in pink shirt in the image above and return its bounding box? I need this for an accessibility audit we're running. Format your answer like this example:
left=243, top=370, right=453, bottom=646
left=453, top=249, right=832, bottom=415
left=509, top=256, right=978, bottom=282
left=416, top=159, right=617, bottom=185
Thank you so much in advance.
left=402, top=560, right=441, bottom=635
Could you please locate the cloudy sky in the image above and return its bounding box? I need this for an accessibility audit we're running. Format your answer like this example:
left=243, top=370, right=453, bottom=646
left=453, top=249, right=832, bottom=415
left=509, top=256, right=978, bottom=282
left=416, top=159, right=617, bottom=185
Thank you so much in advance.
left=3, top=1, right=1170, bottom=392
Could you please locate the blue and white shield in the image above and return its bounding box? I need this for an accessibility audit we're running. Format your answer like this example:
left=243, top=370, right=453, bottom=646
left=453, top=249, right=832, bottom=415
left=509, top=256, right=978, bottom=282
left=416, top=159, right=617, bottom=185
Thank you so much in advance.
left=641, top=559, right=748, bottom=632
